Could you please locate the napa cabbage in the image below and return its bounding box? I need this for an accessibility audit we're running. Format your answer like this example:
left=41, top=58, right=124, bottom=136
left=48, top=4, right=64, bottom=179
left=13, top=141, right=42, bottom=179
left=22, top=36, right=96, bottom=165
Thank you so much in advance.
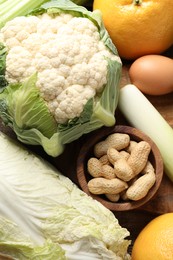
left=0, top=132, right=130, bottom=259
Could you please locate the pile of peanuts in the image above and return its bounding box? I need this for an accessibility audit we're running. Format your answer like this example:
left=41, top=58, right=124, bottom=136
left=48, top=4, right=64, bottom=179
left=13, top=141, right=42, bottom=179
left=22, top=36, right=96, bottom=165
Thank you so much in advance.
left=87, top=132, right=156, bottom=202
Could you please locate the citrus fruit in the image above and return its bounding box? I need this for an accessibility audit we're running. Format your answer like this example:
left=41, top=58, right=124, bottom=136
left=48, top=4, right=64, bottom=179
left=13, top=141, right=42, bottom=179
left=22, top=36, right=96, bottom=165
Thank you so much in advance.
left=131, top=213, right=173, bottom=260
left=93, top=0, right=173, bottom=60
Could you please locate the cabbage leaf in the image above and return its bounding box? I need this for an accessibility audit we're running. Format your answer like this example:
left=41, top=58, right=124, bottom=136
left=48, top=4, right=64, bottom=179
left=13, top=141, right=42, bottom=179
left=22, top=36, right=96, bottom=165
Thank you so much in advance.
left=0, top=132, right=130, bottom=259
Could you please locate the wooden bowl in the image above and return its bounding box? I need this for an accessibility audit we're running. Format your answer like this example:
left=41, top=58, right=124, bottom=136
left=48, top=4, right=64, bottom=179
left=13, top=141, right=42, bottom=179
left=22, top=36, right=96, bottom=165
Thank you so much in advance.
left=76, top=125, right=164, bottom=211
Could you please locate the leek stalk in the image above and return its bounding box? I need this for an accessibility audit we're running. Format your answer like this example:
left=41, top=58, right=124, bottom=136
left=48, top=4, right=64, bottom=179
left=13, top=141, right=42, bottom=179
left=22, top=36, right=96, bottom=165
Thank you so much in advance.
left=0, top=0, right=6, bottom=5
left=118, top=84, right=173, bottom=181
left=0, top=0, right=93, bottom=29
left=0, top=0, right=49, bottom=28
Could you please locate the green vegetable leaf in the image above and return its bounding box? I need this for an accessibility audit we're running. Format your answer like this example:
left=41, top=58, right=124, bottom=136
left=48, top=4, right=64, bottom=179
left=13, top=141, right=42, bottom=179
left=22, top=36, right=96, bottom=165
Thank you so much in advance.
left=0, top=132, right=130, bottom=259
left=0, top=43, right=8, bottom=90
left=0, top=74, right=63, bottom=156
left=92, top=58, right=121, bottom=126
left=0, top=73, right=57, bottom=138
left=58, top=98, right=93, bottom=131
left=0, top=0, right=51, bottom=28
left=0, top=216, right=66, bottom=259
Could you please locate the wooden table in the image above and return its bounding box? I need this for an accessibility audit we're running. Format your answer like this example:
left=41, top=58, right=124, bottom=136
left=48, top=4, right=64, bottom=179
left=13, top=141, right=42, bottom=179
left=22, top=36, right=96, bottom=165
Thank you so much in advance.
left=0, top=46, right=172, bottom=253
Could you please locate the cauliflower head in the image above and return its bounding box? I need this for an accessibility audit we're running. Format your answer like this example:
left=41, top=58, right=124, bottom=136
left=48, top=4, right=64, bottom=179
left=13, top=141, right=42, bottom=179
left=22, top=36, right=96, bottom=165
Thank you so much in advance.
left=1, top=12, right=119, bottom=124
left=0, top=0, right=122, bottom=156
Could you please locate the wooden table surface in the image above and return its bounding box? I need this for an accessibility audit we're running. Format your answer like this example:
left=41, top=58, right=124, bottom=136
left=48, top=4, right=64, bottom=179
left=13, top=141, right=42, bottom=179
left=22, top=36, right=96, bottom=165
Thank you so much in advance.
left=0, top=46, right=172, bottom=253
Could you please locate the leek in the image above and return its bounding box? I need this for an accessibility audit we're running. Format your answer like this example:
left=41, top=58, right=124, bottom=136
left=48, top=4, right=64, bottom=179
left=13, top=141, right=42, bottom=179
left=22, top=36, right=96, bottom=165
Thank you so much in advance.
left=118, top=84, right=173, bottom=181
left=0, top=0, right=6, bottom=4
left=0, top=0, right=93, bottom=28
left=0, top=0, right=50, bottom=28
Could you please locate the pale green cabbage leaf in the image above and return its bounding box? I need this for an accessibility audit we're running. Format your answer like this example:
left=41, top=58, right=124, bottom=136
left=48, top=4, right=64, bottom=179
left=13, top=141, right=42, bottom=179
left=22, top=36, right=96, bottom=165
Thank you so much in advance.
left=0, top=132, right=130, bottom=259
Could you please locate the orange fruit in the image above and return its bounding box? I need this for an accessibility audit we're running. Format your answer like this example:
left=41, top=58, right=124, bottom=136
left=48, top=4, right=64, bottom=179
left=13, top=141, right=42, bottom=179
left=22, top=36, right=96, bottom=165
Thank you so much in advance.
left=93, top=0, right=173, bottom=60
left=131, top=213, right=173, bottom=260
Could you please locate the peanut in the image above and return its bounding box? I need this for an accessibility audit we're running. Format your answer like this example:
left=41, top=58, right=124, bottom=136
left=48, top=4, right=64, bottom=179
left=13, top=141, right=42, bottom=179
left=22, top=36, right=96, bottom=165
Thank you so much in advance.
left=87, top=132, right=155, bottom=203
left=126, top=170, right=156, bottom=201
left=88, top=177, right=128, bottom=195
left=122, top=176, right=138, bottom=200
left=127, top=141, right=151, bottom=176
left=99, top=154, right=110, bottom=165
left=141, top=160, right=155, bottom=174
left=94, top=141, right=109, bottom=158
left=105, top=193, right=120, bottom=202
left=106, top=133, right=130, bottom=150
left=102, top=164, right=116, bottom=179
left=120, top=190, right=129, bottom=201
left=119, top=150, right=130, bottom=160
left=94, top=133, right=130, bottom=158
left=125, top=140, right=138, bottom=153
left=87, top=157, right=115, bottom=179
left=107, top=147, right=122, bottom=165
left=87, top=157, right=102, bottom=178
left=114, top=158, right=134, bottom=181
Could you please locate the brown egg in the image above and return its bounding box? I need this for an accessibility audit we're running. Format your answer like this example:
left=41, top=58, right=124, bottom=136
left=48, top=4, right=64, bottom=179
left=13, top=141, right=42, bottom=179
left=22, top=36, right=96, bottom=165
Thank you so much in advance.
left=129, top=55, right=173, bottom=95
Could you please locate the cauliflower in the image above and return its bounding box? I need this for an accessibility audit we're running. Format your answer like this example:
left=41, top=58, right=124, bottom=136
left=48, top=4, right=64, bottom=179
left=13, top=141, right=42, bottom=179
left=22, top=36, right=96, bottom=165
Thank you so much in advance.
left=0, top=0, right=122, bottom=157
left=2, top=13, right=118, bottom=123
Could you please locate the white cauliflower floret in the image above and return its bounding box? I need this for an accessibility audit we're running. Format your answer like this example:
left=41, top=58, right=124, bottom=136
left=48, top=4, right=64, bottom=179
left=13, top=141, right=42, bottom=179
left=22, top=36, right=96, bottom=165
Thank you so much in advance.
left=64, top=17, right=99, bottom=38
left=50, top=85, right=96, bottom=124
left=37, top=69, right=67, bottom=100
left=1, top=16, right=39, bottom=41
left=5, top=46, right=35, bottom=82
left=1, top=13, right=117, bottom=124
left=67, top=63, right=90, bottom=86
left=37, top=13, right=73, bottom=35
left=22, top=33, right=42, bottom=55
left=34, top=53, right=52, bottom=71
